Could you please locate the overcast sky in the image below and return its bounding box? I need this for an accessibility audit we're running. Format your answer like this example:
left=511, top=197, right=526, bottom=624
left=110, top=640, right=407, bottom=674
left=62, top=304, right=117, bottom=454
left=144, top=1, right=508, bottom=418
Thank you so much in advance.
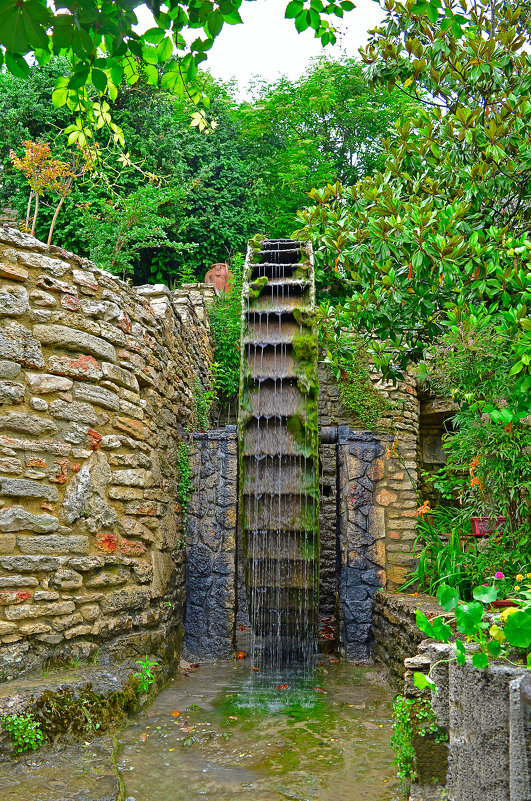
left=136, top=0, right=384, bottom=94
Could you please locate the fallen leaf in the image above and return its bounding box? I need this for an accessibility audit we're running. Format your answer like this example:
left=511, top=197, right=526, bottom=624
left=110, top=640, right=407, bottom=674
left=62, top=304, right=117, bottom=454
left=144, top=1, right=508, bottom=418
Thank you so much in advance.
left=236, top=650, right=247, bottom=659
left=252, top=666, right=260, bottom=671
left=229, top=715, right=238, bottom=720
left=329, top=657, right=339, bottom=663
left=147, top=711, right=155, bottom=718
left=139, top=733, right=147, bottom=742
left=277, top=683, right=289, bottom=690
left=190, top=663, right=200, bottom=669
left=171, top=710, right=180, bottom=716
left=312, top=686, right=326, bottom=693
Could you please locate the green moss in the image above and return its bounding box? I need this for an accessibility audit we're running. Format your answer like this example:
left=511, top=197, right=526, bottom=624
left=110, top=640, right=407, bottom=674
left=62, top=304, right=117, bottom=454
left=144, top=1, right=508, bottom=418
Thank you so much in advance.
left=248, top=233, right=266, bottom=250
left=292, top=333, right=319, bottom=397
left=293, top=261, right=310, bottom=280
left=337, top=353, right=392, bottom=431
left=293, top=306, right=316, bottom=328
left=249, top=275, right=268, bottom=300
left=32, top=679, right=140, bottom=742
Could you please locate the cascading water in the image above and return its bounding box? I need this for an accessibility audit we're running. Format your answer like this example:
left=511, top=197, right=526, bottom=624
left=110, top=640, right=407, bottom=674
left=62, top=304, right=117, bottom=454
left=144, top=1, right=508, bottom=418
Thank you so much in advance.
left=239, top=237, right=319, bottom=669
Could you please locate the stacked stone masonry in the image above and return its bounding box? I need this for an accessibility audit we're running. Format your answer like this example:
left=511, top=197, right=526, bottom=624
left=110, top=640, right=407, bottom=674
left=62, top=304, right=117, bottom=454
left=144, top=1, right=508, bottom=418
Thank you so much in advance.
left=0, top=227, right=212, bottom=681
left=318, top=360, right=421, bottom=590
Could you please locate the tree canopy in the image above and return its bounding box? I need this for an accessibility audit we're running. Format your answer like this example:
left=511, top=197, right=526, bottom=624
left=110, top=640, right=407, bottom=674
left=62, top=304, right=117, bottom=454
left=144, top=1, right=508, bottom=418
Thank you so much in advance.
left=0, top=54, right=411, bottom=282
left=296, top=0, right=531, bottom=415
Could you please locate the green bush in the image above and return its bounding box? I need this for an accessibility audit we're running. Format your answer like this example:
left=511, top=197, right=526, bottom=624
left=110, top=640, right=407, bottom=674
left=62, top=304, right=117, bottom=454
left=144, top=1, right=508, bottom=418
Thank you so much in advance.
left=208, top=254, right=244, bottom=401
left=1, top=713, right=45, bottom=752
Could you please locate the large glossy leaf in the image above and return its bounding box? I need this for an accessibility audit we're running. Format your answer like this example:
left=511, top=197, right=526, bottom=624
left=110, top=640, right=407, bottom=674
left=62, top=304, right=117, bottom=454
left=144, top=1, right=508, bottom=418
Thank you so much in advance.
left=504, top=610, right=531, bottom=650
left=437, top=583, right=460, bottom=611
left=473, top=585, right=498, bottom=604
left=455, top=602, right=483, bottom=636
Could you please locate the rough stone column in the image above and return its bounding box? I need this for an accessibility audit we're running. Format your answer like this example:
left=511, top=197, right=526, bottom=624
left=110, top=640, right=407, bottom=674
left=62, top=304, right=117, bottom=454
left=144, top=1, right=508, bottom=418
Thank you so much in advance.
left=337, top=426, right=386, bottom=660
left=184, top=426, right=238, bottom=661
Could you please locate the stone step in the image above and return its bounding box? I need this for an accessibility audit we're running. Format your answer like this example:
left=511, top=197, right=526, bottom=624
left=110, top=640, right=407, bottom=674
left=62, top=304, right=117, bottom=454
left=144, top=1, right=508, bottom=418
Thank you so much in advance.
left=246, top=529, right=317, bottom=560
left=242, top=452, right=316, bottom=494
left=249, top=284, right=309, bottom=313
left=245, top=312, right=308, bottom=344
left=246, top=378, right=306, bottom=417
left=260, top=244, right=302, bottom=264
left=242, top=492, right=318, bottom=531
left=251, top=263, right=298, bottom=280
left=245, top=344, right=296, bottom=380
left=241, top=419, right=314, bottom=457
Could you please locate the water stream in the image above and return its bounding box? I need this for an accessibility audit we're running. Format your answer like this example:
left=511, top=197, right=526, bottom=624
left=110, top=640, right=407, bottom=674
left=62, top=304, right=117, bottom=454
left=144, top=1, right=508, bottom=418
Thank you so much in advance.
left=116, top=660, right=400, bottom=801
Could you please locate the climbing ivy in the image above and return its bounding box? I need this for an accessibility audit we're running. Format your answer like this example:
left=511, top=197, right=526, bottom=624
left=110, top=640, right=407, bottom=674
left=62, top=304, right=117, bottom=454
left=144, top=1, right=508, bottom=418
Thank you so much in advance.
left=390, top=695, right=447, bottom=785
left=192, top=375, right=214, bottom=432
left=177, top=442, right=192, bottom=539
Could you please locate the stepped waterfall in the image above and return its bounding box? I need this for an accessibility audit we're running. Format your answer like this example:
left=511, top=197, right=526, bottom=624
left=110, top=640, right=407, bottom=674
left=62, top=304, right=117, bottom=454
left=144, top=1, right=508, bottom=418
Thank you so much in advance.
left=239, top=237, right=320, bottom=667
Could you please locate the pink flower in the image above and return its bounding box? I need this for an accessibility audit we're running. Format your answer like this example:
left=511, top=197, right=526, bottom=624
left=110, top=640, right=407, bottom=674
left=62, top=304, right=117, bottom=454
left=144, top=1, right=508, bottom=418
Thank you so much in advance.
left=495, top=572, right=504, bottom=579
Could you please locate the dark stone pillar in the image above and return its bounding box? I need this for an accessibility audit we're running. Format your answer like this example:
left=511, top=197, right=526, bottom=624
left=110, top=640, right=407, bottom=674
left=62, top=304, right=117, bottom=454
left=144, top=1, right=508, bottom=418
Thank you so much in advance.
left=337, top=427, right=386, bottom=660
left=184, top=426, right=238, bottom=660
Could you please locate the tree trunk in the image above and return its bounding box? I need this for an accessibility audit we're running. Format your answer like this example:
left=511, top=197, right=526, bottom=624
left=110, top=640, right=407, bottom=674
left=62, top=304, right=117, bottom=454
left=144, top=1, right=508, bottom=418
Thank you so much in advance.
left=25, top=191, right=34, bottom=231
left=47, top=182, right=72, bottom=247
left=31, top=193, right=39, bottom=236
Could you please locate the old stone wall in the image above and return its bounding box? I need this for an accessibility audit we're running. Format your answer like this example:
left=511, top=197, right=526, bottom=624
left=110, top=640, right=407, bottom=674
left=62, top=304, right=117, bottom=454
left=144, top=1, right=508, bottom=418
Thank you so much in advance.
left=318, top=360, right=421, bottom=591
left=372, top=590, right=444, bottom=690
left=0, top=227, right=213, bottom=681
left=184, top=427, right=238, bottom=661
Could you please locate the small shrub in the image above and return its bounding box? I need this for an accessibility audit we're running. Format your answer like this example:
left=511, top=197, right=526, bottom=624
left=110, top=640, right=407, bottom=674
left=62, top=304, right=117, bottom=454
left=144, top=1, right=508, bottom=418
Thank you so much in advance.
left=1, top=713, right=45, bottom=752
left=133, top=656, right=159, bottom=695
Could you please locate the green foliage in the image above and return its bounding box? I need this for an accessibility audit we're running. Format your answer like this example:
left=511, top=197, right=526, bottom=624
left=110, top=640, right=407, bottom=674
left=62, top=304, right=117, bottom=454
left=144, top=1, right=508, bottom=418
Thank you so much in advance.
left=403, top=508, right=531, bottom=600
left=423, top=311, right=531, bottom=529
left=0, top=0, right=343, bottom=121
left=82, top=182, right=186, bottom=278
left=1, top=713, right=45, bottom=752
left=390, top=695, right=446, bottom=784
left=133, top=656, right=159, bottom=695
left=0, top=62, right=263, bottom=283
left=237, top=56, right=418, bottom=238
left=177, top=442, right=192, bottom=534
left=295, top=0, right=531, bottom=391
left=192, top=375, right=215, bottom=431
left=414, top=581, right=531, bottom=689
left=208, top=255, right=244, bottom=399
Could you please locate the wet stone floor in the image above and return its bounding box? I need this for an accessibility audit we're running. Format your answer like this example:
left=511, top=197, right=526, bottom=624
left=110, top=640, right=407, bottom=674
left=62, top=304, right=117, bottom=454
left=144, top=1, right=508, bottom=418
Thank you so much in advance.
left=117, top=659, right=401, bottom=801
